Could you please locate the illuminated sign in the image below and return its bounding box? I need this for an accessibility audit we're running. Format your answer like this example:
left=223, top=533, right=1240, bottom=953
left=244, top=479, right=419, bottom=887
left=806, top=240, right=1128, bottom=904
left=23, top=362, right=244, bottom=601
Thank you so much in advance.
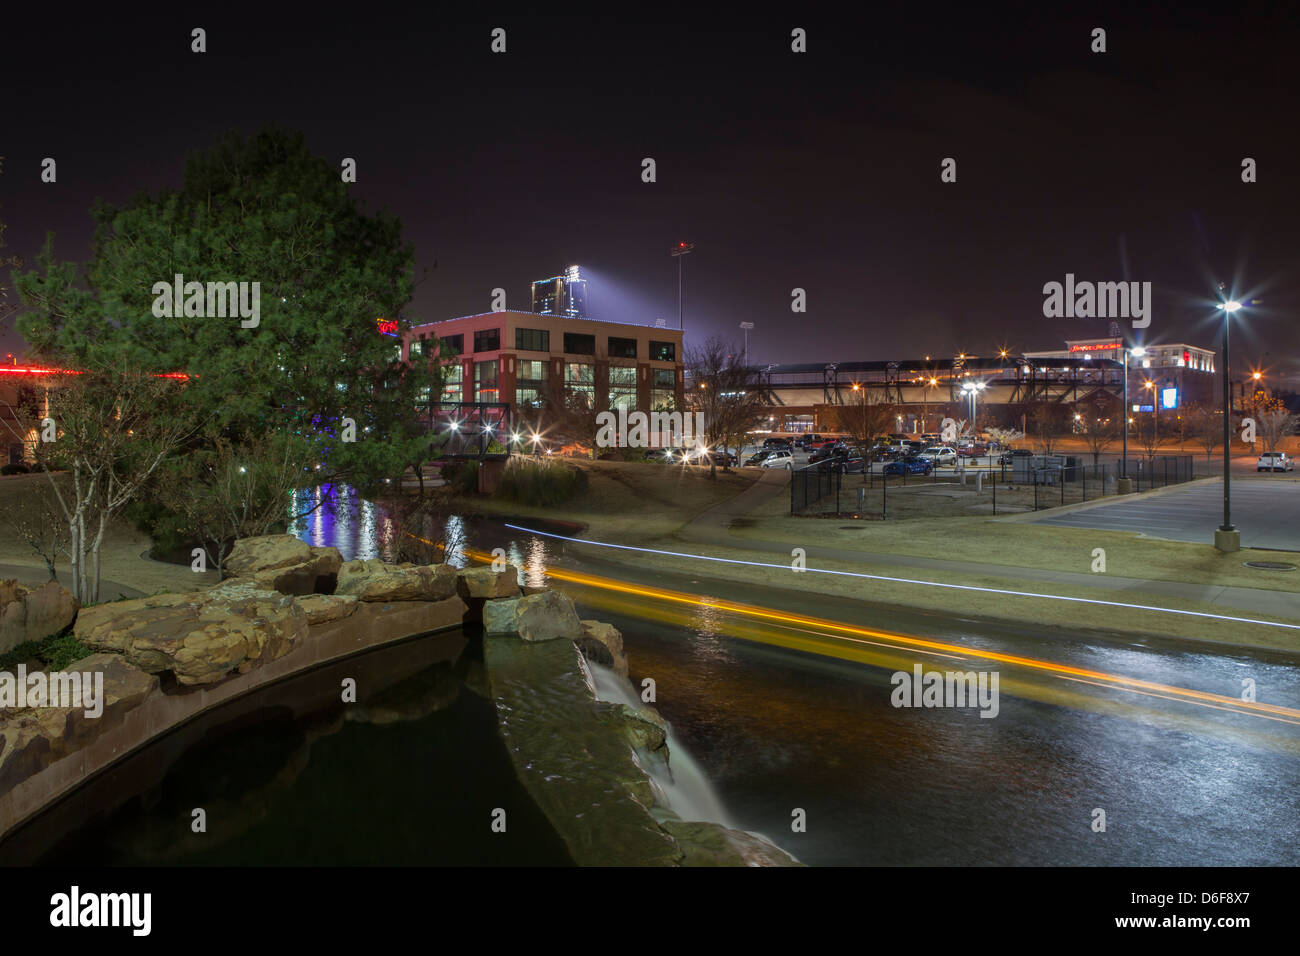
left=1161, top=387, right=1178, bottom=410
left=377, top=318, right=399, bottom=336
left=1068, top=342, right=1121, bottom=353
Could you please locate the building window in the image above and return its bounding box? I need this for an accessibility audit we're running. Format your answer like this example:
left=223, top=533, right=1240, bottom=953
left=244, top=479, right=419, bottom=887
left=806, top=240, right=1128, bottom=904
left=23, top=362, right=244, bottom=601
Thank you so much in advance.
left=517, top=360, right=548, bottom=408
left=609, top=365, right=636, bottom=410
left=475, top=360, right=498, bottom=401
left=649, top=341, right=676, bottom=362
left=409, top=339, right=424, bottom=359
left=515, top=328, right=550, bottom=352
left=609, top=337, right=637, bottom=359
left=474, top=328, right=501, bottom=353
left=439, top=334, right=464, bottom=356
left=565, top=363, right=595, bottom=403
left=652, top=368, right=675, bottom=389
left=442, top=364, right=463, bottom=403
left=564, top=332, right=596, bottom=355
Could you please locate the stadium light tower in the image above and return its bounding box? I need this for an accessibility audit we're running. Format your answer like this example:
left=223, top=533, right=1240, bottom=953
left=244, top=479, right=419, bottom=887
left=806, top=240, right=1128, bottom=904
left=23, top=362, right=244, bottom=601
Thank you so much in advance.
left=671, top=241, right=695, bottom=333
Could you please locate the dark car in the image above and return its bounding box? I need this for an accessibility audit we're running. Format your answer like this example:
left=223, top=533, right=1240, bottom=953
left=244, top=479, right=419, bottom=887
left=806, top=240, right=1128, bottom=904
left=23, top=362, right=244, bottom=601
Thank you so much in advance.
left=998, top=448, right=1035, bottom=465
left=763, top=437, right=793, bottom=449
left=700, top=448, right=739, bottom=467
left=795, top=434, right=822, bottom=450
left=868, top=445, right=898, bottom=461
left=883, top=455, right=934, bottom=476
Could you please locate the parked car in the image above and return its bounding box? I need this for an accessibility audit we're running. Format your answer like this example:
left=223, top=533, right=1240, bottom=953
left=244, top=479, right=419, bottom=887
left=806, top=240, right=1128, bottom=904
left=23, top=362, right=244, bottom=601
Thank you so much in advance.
left=921, top=445, right=957, bottom=466
left=759, top=449, right=794, bottom=469
left=1257, top=451, right=1295, bottom=472
left=763, top=436, right=793, bottom=449
left=883, top=455, right=934, bottom=476
left=999, top=448, right=1035, bottom=465
left=745, top=449, right=774, bottom=466
left=794, top=434, right=822, bottom=450
left=699, top=448, right=739, bottom=467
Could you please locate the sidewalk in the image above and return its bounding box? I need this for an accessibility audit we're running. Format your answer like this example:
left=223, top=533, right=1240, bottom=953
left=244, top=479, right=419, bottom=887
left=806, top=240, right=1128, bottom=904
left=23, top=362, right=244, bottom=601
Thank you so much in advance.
left=675, top=478, right=1300, bottom=623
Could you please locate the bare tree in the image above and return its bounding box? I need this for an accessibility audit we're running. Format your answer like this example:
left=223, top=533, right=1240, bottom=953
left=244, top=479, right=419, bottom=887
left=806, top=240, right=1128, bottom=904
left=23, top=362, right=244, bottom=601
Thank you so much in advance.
left=685, top=337, right=774, bottom=476
left=1185, top=403, right=1221, bottom=461
left=0, top=479, right=69, bottom=580
left=1075, top=400, right=1118, bottom=466
left=14, top=365, right=196, bottom=603
left=1254, top=399, right=1297, bottom=452
left=1029, top=403, right=1064, bottom=455
left=833, top=383, right=894, bottom=478
left=1133, top=411, right=1161, bottom=459
left=158, top=431, right=322, bottom=580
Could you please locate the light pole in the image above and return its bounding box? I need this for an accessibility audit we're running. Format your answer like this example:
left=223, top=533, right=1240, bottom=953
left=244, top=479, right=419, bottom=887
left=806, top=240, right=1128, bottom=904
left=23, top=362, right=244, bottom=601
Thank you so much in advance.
left=671, top=241, right=694, bottom=333
left=739, top=321, right=754, bottom=365
left=1216, top=294, right=1243, bottom=550
left=1143, top=379, right=1158, bottom=456
left=1120, top=345, right=1145, bottom=487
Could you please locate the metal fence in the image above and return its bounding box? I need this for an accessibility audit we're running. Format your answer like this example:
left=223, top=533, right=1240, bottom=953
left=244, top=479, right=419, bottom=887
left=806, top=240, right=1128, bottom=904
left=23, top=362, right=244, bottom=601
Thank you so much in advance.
left=791, top=454, right=1197, bottom=517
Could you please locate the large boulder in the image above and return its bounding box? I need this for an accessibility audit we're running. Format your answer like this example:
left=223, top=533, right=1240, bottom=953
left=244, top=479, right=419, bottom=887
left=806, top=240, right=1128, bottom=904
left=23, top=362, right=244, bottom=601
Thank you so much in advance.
left=576, top=620, right=628, bottom=677
left=618, top=703, right=668, bottom=752
left=336, top=559, right=459, bottom=602
left=225, top=536, right=342, bottom=596
left=75, top=581, right=308, bottom=686
left=295, top=593, right=359, bottom=626
left=515, top=591, right=583, bottom=642
left=482, top=590, right=584, bottom=642
left=456, top=565, right=521, bottom=600
left=0, top=579, right=80, bottom=654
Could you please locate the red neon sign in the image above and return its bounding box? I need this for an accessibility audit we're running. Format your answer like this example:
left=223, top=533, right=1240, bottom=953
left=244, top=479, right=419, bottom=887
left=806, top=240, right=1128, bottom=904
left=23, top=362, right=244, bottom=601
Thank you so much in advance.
left=377, top=318, right=399, bottom=336
left=1068, top=342, right=1122, bottom=353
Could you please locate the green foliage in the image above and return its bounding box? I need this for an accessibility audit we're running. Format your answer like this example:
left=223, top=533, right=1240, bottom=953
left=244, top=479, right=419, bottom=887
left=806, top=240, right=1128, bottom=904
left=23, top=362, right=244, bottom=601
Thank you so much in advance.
left=0, top=463, right=29, bottom=475
left=0, top=631, right=91, bottom=672
left=440, top=459, right=479, bottom=495
left=495, top=459, right=587, bottom=507
left=41, top=633, right=93, bottom=671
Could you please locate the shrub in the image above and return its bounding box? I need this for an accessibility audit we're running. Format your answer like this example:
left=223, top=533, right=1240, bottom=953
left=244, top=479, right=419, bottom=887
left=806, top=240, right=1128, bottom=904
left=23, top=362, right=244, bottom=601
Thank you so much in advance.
left=496, top=459, right=587, bottom=507
left=0, top=463, right=30, bottom=475
left=40, top=633, right=93, bottom=671
left=440, top=460, right=479, bottom=495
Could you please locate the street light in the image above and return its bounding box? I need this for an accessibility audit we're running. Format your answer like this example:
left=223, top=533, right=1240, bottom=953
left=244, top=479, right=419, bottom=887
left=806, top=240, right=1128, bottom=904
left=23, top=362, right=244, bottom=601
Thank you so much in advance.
left=1142, top=380, right=1158, bottom=455
left=671, top=242, right=694, bottom=333
left=1215, top=293, right=1243, bottom=549
left=960, top=380, right=987, bottom=434
left=1120, top=345, right=1145, bottom=482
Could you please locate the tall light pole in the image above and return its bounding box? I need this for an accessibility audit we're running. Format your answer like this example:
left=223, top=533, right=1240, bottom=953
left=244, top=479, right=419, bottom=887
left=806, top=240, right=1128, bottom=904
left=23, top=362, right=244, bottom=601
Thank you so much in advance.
left=1143, top=379, right=1158, bottom=455
left=1120, top=345, right=1145, bottom=485
left=672, top=241, right=694, bottom=333
left=739, top=321, right=754, bottom=365
left=1216, top=293, right=1243, bottom=550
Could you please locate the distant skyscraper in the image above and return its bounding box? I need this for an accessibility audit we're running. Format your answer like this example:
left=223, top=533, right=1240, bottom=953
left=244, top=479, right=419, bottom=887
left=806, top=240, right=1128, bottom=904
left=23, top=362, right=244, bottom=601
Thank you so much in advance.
left=531, top=265, right=589, bottom=318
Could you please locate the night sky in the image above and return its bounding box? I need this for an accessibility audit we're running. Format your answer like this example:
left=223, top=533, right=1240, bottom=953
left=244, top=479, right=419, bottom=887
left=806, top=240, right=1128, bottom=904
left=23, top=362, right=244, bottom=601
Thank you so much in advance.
left=3, top=7, right=1298, bottom=383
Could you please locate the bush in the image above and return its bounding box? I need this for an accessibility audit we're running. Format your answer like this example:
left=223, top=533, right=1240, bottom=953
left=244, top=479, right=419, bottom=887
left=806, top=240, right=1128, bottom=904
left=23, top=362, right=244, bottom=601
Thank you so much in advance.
left=41, top=633, right=93, bottom=671
left=496, top=459, right=587, bottom=507
left=440, top=459, right=480, bottom=495
left=0, top=463, right=30, bottom=475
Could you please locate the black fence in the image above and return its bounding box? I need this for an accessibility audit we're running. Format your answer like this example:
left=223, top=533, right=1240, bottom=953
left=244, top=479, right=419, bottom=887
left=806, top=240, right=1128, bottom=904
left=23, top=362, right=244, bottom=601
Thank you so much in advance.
left=791, top=454, right=1197, bottom=517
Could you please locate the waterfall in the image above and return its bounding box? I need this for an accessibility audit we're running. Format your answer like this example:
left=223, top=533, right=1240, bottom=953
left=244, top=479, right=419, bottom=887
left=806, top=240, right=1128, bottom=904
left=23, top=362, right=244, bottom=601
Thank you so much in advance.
left=585, top=660, right=736, bottom=829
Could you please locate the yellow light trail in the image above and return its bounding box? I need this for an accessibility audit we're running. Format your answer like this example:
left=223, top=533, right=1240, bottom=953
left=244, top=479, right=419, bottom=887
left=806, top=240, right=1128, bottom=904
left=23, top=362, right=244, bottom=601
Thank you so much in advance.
left=414, top=535, right=1300, bottom=725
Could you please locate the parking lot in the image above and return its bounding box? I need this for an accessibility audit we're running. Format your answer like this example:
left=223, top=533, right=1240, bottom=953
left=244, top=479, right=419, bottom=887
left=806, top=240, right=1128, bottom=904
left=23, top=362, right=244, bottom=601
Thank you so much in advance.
left=1026, top=476, right=1300, bottom=551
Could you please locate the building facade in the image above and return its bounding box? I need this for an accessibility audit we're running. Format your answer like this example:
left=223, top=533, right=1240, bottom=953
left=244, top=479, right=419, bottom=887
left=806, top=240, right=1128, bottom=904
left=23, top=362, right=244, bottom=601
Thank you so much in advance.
left=530, top=265, right=589, bottom=318
left=401, top=311, right=684, bottom=417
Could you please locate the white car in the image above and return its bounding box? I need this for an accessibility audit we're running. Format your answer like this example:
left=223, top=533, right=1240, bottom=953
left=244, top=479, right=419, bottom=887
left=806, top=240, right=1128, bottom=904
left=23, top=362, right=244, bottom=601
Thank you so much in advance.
left=920, top=445, right=957, bottom=466
left=1257, top=452, right=1295, bottom=472
left=759, top=449, right=793, bottom=469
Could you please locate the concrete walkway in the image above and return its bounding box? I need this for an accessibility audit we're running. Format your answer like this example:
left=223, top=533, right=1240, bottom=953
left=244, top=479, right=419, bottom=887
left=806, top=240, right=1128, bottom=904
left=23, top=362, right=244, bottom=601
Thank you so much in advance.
left=675, top=477, right=1300, bottom=623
